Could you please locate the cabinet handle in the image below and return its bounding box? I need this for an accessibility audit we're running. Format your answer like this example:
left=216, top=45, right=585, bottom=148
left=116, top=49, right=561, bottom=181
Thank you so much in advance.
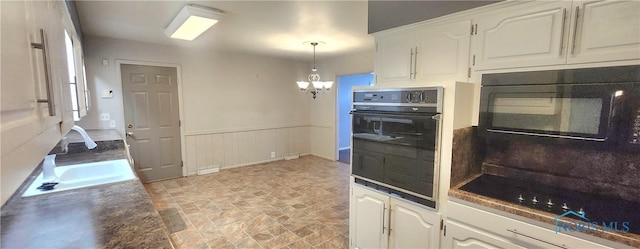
left=559, top=8, right=567, bottom=56
left=506, top=229, right=569, bottom=249
left=571, top=6, right=580, bottom=55
left=413, top=47, right=418, bottom=79
left=31, top=29, right=55, bottom=116
left=382, top=205, right=387, bottom=234
left=409, top=47, right=414, bottom=79
left=388, top=207, right=393, bottom=233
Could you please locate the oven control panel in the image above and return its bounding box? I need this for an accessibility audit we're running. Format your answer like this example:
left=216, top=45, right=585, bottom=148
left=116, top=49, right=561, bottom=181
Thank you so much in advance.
left=353, top=87, right=442, bottom=105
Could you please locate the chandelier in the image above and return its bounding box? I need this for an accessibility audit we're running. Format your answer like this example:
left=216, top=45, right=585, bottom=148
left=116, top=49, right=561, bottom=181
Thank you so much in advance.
left=296, top=42, right=333, bottom=99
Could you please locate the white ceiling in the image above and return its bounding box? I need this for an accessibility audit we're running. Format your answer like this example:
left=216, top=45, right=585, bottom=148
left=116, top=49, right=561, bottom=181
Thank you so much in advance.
left=76, top=1, right=374, bottom=61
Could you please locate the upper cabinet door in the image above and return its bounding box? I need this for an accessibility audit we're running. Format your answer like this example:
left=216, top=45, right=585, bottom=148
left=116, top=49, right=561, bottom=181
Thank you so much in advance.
left=415, top=20, right=471, bottom=82
left=567, top=0, right=640, bottom=64
left=1, top=1, right=44, bottom=156
left=473, top=1, right=572, bottom=70
left=375, top=32, right=415, bottom=84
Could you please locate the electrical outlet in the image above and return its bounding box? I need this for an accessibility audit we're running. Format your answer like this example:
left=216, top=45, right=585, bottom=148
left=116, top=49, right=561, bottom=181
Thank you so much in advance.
left=109, top=120, right=116, bottom=128
left=270, top=151, right=276, bottom=158
left=100, top=113, right=110, bottom=121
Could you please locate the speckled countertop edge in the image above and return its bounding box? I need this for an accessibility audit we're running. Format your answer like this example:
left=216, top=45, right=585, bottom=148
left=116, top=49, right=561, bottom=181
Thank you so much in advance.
left=449, top=174, right=640, bottom=248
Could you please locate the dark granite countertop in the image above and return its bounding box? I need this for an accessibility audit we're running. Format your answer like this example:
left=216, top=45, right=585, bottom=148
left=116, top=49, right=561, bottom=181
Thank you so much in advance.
left=0, top=134, right=173, bottom=249
left=450, top=174, right=640, bottom=248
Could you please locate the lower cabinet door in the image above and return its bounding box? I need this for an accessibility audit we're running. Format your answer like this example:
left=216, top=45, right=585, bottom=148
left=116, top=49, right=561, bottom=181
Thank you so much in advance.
left=389, top=197, right=440, bottom=249
left=351, top=183, right=389, bottom=249
left=442, top=219, right=527, bottom=249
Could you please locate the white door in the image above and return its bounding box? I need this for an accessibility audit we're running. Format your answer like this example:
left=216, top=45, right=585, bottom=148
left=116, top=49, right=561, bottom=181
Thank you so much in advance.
left=415, top=20, right=471, bottom=82
left=442, top=219, right=527, bottom=249
left=351, top=184, right=389, bottom=249
left=567, top=0, right=640, bottom=64
left=375, top=32, right=415, bottom=84
left=389, top=197, right=441, bottom=249
left=121, top=64, right=182, bottom=182
left=473, top=1, right=572, bottom=70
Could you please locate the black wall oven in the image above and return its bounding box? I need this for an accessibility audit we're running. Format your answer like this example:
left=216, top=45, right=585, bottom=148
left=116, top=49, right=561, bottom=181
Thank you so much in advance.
left=479, top=65, right=640, bottom=150
left=351, top=87, right=443, bottom=208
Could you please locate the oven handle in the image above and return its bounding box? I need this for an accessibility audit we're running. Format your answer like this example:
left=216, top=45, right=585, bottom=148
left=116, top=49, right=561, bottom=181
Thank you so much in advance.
left=350, top=109, right=440, bottom=119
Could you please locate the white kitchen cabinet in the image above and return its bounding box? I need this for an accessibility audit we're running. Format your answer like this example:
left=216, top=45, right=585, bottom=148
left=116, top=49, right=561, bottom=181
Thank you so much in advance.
left=388, top=197, right=441, bottom=249
left=567, top=0, right=640, bottom=64
left=442, top=219, right=526, bottom=249
left=374, top=20, right=471, bottom=86
left=472, top=0, right=640, bottom=71
left=351, top=183, right=389, bottom=249
left=350, top=182, right=441, bottom=249
left=1, top=0, right=79, bottom=205
left=375, top=32, right=415, bottom=84
left=472, top=1, right=572, bottom=70
left=414, top=20, right=472, bottom=83
left=1, top=0, right=45, bottom=157
left=444, top=200, right=615, bottom=249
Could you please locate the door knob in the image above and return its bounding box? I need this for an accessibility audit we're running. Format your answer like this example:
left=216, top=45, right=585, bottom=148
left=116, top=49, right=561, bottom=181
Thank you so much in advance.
left=126, top=131, right=134, bottom=137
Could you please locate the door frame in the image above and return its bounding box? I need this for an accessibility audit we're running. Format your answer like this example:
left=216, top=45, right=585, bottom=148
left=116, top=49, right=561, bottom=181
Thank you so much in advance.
left=334, top=72, right=374, bottom=162
left=116, top=59, right=186, bottom=177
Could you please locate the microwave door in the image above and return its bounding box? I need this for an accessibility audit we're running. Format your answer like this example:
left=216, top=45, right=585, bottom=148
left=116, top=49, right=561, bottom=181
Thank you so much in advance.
left=482, top=84, right=619, bottom=141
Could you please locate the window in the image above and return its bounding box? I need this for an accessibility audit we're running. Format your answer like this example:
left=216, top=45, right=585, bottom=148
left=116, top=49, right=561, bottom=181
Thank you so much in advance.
left=64, top=30, right=89, bottom=121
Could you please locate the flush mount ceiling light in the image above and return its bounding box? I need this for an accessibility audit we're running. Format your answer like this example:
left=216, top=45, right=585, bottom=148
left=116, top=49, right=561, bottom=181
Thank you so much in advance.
left=296, top=42, right=333, bottom=99
left=165, top=5, right=224, bottom=41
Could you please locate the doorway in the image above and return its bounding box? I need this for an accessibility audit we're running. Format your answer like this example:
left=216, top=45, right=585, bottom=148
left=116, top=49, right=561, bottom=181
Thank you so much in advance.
left=336, top=73, right=374, bottom=164
left=121, top=64, right=182, bottom=182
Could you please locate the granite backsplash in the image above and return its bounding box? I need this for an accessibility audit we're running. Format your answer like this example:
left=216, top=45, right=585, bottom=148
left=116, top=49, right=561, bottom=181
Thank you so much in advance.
left=483, top=138, right=640, bottom=202
left=450, top=126, right=482, bottom=187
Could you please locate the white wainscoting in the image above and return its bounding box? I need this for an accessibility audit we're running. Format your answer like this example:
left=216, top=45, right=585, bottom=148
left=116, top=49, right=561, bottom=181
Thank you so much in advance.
left=310, top=125, right=335, bottom=161
left=184, top=125, right=310, bottom=175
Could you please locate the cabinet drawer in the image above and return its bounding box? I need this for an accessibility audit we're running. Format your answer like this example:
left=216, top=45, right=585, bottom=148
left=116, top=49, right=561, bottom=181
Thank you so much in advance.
left=447, top=200, right=618, bottom=248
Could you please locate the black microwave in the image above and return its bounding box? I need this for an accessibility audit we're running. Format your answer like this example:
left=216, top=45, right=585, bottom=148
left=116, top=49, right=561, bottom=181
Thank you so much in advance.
left=479, top=65, right=640, bottom=150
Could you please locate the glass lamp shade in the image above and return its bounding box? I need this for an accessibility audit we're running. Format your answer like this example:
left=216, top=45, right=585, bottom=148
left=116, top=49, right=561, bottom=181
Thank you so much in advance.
left=323, top=81, right=334, bottom=90
left=312, top=81, right=324, bottom=89
left=296, top=81, right=310, bottom=90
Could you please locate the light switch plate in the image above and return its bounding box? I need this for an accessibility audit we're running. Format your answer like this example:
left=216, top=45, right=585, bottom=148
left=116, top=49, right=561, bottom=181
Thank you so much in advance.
left=109, top=120, right=116, bottom=128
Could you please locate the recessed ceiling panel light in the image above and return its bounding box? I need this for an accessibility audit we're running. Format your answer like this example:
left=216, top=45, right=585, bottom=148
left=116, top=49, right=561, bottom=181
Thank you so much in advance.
left=165, top=5, right=224, bottom=41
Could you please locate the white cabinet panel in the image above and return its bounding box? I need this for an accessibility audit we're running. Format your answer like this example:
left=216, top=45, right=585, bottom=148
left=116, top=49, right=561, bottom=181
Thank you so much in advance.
left=374, top=20, right=471, bottom=86
left=389, top=197, right=440, bottom=249
left=446, top=201, right=614, bottom=249
left=375, top=33, right=415, bottom=83
left=350, top=182, right=441, bottom=249
left=415, top=20, right=471, bottom=82
left=473, top=1, right=572, bottom=70
left=351, top=183, right=389, bottom=249
left=567, top=0, right=640, bottom=64
left=1, top=1, right=43, bottom=156
left=443, top=219, right=526, bottom=249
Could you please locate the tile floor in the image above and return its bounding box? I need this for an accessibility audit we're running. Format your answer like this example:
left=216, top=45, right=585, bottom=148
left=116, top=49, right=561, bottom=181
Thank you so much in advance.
left=144, top=156, right=351, bottom=249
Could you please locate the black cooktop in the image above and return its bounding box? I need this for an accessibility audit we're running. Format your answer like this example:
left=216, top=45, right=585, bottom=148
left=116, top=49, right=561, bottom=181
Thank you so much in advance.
left=460, top=174, right=640, bottom=235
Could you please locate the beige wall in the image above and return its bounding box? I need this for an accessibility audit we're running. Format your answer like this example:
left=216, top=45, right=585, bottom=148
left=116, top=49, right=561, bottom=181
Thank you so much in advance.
left=309, top=51, right=375, bottom=160
left=78, top=36, right=312, bottom=174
